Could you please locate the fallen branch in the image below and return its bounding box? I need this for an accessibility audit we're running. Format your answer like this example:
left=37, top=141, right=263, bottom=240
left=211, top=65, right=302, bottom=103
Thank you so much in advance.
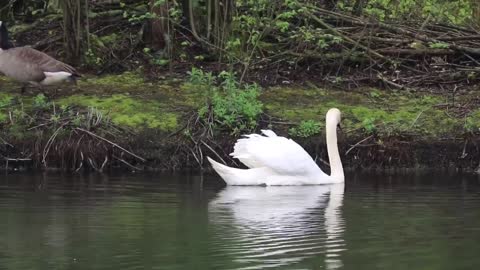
left=376, top=48, right=456, bottom=56
left=42, top=125, right=65, bottom=166
left=113, top=155, right=142, bottom=171
left=376, top=74, right=412, bottom=91
left=75, top=128, right=145, bottom=162
left=346, top=135, right=374, bottom=155
left=201, top=139, right=227, bottom=165
left=305, top=10, right=387, bottom=61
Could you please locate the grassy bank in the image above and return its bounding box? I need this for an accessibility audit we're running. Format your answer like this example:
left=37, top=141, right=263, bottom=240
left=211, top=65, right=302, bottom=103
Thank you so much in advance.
left=0, top=71, right=479, bottom=172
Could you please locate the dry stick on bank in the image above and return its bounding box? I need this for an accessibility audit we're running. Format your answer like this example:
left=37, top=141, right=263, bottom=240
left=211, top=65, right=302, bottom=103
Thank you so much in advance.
left=42, top=124, right=67, bottom=167
left=239, top=27, right=269, bottom=83
left=295, top=5, right=480, bottom=90
left=75, top=128, right=146, bottom=162
left=376, top=73, right=412, bottom=91
left=304, top=10, right=386, bottom=61
left=200, top=139, right=226, bottom=164
left=113, top=154, right=142, bottom=171
left=345, top=135, right=374, bottom=156
left=181, top=109, right=238, bottom=168
left=309, top=5, right=480, bottom=57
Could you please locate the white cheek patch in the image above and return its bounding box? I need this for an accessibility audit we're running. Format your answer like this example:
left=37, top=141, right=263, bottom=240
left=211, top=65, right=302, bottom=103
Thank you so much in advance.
left=40, top=71, right=72, bottom=85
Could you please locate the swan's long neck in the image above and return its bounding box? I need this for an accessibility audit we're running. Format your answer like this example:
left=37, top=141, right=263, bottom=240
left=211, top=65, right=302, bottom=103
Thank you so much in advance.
left=326, top=117, right=344, bottom=181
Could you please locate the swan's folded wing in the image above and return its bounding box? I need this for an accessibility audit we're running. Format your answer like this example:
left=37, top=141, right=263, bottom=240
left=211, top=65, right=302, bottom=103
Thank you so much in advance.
left=231, top=134, right=326, bottom=176
left=231, top=135, right=264, bottom=168
left=261, top=129, right=277, bottom=137
left=231, top=130, right=279, bottom=168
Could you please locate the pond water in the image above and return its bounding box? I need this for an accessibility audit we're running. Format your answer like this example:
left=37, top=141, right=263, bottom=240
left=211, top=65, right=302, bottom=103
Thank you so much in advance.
left=0, top=172, right=479, bottom=270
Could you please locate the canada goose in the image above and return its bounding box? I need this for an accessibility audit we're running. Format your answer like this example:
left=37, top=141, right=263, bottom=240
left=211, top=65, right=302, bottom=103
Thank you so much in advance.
left=0, top=21, right=80, bottom=93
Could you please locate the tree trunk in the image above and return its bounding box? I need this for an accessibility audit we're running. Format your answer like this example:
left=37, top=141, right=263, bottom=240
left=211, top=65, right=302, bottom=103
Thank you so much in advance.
left=474, top=0, right=480, bottom=27
left=62, top=0, right=89, bottom=65
left=148, top=0, right=170, bottom=52
left=212, top=0, right=233, bottom=50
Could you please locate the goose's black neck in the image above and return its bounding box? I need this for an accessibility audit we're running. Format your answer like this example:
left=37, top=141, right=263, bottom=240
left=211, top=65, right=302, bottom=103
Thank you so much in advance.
left=0, top=23, right=14, bottom=50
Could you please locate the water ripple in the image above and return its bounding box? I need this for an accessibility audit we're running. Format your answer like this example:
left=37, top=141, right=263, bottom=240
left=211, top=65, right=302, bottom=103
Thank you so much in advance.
left=208, top=184, right=346, bottom=269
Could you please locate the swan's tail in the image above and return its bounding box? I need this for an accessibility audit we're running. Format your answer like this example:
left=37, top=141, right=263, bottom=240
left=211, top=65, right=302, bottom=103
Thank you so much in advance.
left=207, top=157, right=270, bottom=186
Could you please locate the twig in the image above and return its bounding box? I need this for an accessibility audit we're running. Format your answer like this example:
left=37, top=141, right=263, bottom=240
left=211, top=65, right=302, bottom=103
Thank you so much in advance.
left=42, top=125, right=65, bottom=166
left=75, top=127, right=145, bottom=161
left=0, top=136, right=13, bottom=147
left=189, top=148, right=201, bottom=166
left=346, top=135, right=374, bottom=155
left=377, top=73, right=412, bottom=91
left=316, top=156, right=330, bottom=167
left=113, top=155, right=142, bottom=171
left=200, top=140, right=226, bottom=165
left=88, top=158, right=98, bottom=171
left=100, top=156, right=109, bottom=172
left=410, top=108, right=428, bottom=129
left=75, top=151, right=84, bottom=172
left=460, top=139, right=468, bottom=159
left=304, top=10, right=386, bottom=60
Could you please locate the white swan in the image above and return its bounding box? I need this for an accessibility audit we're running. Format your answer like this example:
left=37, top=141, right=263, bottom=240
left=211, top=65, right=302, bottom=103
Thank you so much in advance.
left=207, top=108, right=344, bottom=185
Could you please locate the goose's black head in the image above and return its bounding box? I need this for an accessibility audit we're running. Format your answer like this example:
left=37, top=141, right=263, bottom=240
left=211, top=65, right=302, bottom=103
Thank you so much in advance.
left=0, top=21, right=13, bottom=50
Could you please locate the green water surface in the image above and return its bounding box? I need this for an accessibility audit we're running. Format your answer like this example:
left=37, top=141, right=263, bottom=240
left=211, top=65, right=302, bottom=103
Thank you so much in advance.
left=0, top=173, right=479, bottom=270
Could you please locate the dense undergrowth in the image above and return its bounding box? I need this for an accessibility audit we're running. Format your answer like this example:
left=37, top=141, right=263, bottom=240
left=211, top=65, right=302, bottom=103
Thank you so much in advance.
left=5, top=0, right=479, bottom=87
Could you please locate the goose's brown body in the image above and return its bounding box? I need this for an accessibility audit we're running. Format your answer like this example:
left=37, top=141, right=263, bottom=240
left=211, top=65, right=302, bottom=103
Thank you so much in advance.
left=0, top=21, right=79, bottom=90
left=0, top=47, right=79, bottom=84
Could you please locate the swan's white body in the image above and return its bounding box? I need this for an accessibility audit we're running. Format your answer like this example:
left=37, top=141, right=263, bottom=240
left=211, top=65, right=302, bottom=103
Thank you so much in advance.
left=208, top=108, right=344, bottom=185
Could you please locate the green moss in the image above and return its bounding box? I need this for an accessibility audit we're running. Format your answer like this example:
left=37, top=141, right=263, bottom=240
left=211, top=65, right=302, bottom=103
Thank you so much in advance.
left=262, top=87, right=462, bottom=139
left=0, top=72, right=470, bottom=141
left=0, top=93, right=16, bottom=124
left=57, top=94, right=178, bottom=131
left=465, top=109, right=480, bottom=132
left=82, top=72, right=146, bottom=89
left=180, top=83, right=211, bottom=108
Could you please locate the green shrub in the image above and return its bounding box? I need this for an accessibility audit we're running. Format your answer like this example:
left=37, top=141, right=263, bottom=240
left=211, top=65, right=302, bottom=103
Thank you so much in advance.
left=191, top=68, right=263, bottom=133
left=289, top=120, right=322, bottom=138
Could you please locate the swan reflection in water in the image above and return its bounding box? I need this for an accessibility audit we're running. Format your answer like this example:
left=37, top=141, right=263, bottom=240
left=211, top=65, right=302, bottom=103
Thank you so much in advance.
left=208, top=184, right=345, bottom=269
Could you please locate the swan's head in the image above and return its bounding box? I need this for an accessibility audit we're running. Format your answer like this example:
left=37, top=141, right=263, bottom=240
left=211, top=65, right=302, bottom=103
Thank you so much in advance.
left=326, top=108, right=341, bottom=125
